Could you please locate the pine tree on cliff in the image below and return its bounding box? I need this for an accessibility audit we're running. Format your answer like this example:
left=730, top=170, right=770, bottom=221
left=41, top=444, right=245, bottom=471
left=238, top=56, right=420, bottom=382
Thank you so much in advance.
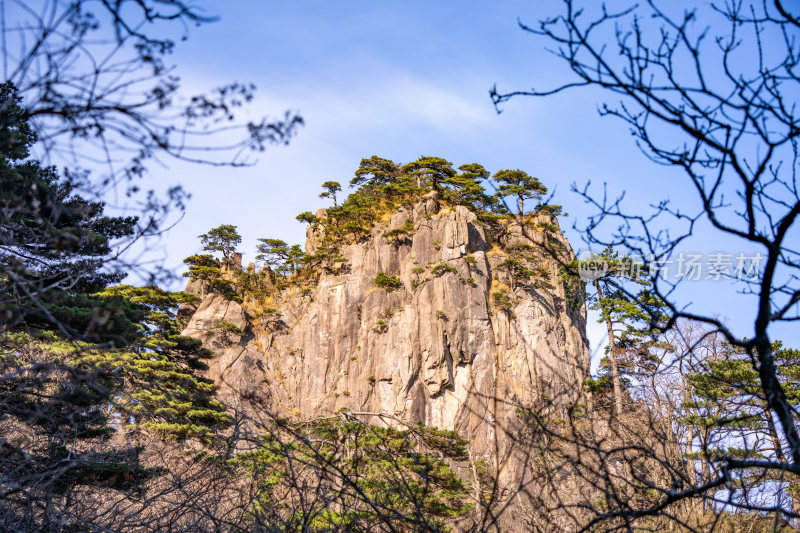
left=256, top=238, right=290, bottom=270
left=350, top=155, right=401, bottom=188
left=319, top=180, right=341, bottom=206
left=447, top=163, right=499, bottom=212
left=296, top=211, right=319, bottom=225
left=286, top=245, right=304, bottom=274
left=185, top=226, right=244, bottom=301
left=492, top=169, right=547, bottom=215
left=402, top=156, right=457, bottom=190
left=256, top=239, right=304, bottom=275
left=199, top=224, right=241, bottom=265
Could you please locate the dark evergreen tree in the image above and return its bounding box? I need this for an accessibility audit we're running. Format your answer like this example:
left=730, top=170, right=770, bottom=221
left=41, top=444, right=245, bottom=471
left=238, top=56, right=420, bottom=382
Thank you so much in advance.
left=319, top=180, right=341, bottom=206
left=78, top=285, right=230, bottom=439
left=232, top=417, right=474, bottom=530
left=255, top=239, right=290, bottom=270
left=492, top=169, right=547, bottom=215
left=286, top=244, right=305, bottom=274
left=683, top=340, right=800, bottom=514
left=255, top=239, right=303, bottom=275
left=0, top=89, right=230, bottom=511
left=183, top=253, right=241, bottom=302
left=0, top=82, right=138, bottom=337
left=198, top=224, right=241, bottom=264
left=296, top=211, right=319, bottom=225
left=445, top=163, right=497, bottom=211
left=402, top=156, right=456, bottom=190
left=576, top=247, right=668, bottom=415
left=350, top=155, right=401, bottom=188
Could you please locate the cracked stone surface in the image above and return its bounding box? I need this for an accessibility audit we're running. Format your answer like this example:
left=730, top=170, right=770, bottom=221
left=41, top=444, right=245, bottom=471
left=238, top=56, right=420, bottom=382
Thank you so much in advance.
left=181, top=199, right=591, bottom=510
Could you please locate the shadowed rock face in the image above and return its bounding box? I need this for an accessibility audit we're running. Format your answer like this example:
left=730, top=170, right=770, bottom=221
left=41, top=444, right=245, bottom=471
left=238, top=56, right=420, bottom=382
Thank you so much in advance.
left=182, top=198, right=590, bottom=501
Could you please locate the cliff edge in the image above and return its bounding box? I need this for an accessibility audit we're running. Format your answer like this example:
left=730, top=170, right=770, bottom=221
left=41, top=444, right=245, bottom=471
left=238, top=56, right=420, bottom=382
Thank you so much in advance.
left=181, top=193, right=589, bottom=514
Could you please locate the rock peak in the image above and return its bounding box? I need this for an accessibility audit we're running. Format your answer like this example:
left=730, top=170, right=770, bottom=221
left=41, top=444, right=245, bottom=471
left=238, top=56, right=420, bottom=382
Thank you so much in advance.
left=181, top=196, right=590, bottom=520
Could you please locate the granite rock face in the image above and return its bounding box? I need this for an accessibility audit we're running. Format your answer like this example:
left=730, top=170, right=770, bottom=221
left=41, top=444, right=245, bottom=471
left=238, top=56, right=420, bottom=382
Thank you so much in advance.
left=181, top=198, right=590, bottom=499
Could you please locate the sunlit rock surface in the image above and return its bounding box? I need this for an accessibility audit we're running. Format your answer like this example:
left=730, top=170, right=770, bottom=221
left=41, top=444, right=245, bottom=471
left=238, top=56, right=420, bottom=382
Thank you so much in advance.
left=182, top=198, right=590, bottom=515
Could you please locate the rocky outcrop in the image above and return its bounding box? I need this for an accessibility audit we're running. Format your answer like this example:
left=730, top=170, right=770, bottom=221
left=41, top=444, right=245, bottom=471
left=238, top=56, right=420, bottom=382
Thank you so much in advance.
left=181, top=197, right=590, bottom=519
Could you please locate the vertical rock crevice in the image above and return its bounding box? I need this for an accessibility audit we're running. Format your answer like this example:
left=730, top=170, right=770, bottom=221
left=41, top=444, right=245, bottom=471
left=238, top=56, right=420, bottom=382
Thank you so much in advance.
left=181, top=200, right=591, bottom=510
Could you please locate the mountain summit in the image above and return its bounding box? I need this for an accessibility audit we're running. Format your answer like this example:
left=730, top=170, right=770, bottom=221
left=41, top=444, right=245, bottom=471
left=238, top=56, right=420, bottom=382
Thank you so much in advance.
left=180, top=163, right=590, bottom=525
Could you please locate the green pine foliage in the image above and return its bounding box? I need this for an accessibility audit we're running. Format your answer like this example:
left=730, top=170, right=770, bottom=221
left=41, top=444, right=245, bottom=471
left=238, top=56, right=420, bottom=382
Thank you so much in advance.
left=0, top=82, right=139, bottom=337
left=296, top=211, right=319, bottom=225
left=561, top=246, right=669, bottom=412
left=373, top=272, right=403, bottom=291
left=182, top=159, right=567, bottom=354
left=383, top=220, right=415, bottom=243
left=492, top=169, right=547, bottom=215
left=684, top=341, right=800, bottom=458
left=450, top=163, right=497, bottom=211
left=319, top=180, right=342, bottom=206
left=199, top=224, right=241, bottom=263
left=430, top=263, right=458, bottom=277
left=592, top=286, right=668, bottom=384
left=0, top=284, right=231, bottom=494
left=210, top=320, right=246, bottom=346
left=492, top=289, right=513, bottom=311
left=497, top=244, right=552, bottom=290
left=65, top=285, right=230, bottom=442
left=349, top=155, right=402, bottom=188
left=291, top=155, right=562, bottom=280
left=231, top=417, right=473, bottom=531
left=0, top=85, right=232, bottom=506
left=183, top=253, right=243, bottom=303
left=255, top=238, right=304, bottom=275
left=402, top=155, right=457, bottom=190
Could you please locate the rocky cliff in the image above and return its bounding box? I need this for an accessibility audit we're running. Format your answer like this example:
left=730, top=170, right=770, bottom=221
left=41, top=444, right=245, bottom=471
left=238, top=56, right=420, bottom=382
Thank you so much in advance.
left=181, top=194, right=590, bottom=515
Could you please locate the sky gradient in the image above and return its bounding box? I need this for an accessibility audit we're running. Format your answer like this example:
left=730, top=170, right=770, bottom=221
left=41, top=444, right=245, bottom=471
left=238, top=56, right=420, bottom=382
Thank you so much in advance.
left=110, top=1, right=797, bottom=364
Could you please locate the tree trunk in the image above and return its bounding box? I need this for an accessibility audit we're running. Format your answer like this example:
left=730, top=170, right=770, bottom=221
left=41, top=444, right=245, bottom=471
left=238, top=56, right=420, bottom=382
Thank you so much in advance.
left=765, top=407, right=787, bottom=463
left=755, top=337, right=800, bottom=464
left=673, top=367, right=698, bottom=488
left=764, top=406, right=800, bottom=523
left=594, top=280, right=623, bottom=417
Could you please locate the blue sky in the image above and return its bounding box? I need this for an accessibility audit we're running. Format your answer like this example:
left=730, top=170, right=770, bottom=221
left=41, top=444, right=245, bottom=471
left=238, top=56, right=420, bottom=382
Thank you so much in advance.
left=104, top=1, right=797, bottom=361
